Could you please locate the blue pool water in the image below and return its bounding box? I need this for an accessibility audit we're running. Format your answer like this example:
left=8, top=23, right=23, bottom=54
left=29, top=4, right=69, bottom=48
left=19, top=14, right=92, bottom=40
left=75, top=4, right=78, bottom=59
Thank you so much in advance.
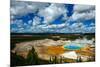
left=64, top=43, right=82, bottom=50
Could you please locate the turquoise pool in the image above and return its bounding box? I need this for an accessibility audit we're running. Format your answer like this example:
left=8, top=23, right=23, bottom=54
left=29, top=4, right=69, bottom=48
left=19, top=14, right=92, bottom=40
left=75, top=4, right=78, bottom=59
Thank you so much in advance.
left=64, top=43, right=82, bottom=50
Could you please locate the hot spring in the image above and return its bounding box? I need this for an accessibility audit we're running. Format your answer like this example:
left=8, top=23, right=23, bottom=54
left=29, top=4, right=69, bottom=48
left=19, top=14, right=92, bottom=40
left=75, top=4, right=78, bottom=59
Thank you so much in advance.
left=63, top=43, right=84, bottom=50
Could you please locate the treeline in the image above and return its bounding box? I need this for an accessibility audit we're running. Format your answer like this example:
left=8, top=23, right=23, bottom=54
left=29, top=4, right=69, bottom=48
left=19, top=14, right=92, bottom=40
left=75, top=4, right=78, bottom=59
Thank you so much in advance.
left=11, top=33, right=95, bottom=35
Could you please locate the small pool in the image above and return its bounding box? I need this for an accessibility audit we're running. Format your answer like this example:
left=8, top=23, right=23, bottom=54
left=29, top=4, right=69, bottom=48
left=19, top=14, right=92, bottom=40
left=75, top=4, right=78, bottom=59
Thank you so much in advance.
left=64, top=43, right=82, bottom=50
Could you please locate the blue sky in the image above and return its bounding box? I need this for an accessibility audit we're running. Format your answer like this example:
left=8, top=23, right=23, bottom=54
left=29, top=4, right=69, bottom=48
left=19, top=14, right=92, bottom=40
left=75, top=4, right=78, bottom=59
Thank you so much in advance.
left=10, top=1, right=95, bottom=33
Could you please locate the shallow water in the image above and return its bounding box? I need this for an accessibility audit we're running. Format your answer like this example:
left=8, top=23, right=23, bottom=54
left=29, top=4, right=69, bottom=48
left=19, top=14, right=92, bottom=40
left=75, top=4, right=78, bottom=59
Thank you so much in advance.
left=64, top=43, right=82, bottom=50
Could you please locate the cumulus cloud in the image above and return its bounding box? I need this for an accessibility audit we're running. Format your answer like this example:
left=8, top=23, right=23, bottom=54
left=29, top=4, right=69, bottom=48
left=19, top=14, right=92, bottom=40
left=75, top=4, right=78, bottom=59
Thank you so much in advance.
left=71, top=10, right=95, bottom=21
left=38, top=4, right=67, bottom=24
left=10, top=1, right=95, bottom=33
left=73, top=5, right=95, bottom=12
left=71, top=4, right=95, bottom=21
left=70, top=22, right=85, bottom=33
left=32, top=16, right=41, bottom=26
left=10, top=1, right=49, bottom=19
left=42, top=23, right=66, bottom=29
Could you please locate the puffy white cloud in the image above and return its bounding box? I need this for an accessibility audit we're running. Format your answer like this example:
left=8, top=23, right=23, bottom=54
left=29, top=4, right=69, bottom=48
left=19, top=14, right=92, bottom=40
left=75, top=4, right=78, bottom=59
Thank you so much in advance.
left=32, top=16, right=41, bottom=26
left=42, top=23, right=66, bottom=29
left=11, top=19, right=95, bottom=33
left=38, top=3, right=67, bottom=24
left=71, top=5, right=95, bottom=21
left=71, top=10, right=95, bottom=21
left=73, top=5, right=95, bottom=12
left=10, top=1, right=49, bottom=18
left=10, top=1, right=95, bottom=33
left=70, top=22, right=85, bottom=33
left=69, top=4, right=95, bottom=33
left=10, top=1, right=68, bottom=32
left=11, top=19, right=26, bottom=33
left=87, top=26, right=95, bottom=33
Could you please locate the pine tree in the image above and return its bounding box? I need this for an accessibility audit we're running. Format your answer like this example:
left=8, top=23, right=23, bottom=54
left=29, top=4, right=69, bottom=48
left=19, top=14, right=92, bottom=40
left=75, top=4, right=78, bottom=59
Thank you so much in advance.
left=27, top=47, right=39, bottom=65
left=49, top=56, right=53, bottom=64
left=77, top=56, right=82, bottom=62
left=59, top=56, right=63, bottom=63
